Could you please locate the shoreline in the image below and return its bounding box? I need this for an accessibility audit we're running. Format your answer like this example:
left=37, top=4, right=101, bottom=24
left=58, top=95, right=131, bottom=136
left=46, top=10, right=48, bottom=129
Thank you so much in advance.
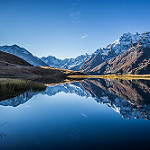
left=67, top=74, right=150, bottom=80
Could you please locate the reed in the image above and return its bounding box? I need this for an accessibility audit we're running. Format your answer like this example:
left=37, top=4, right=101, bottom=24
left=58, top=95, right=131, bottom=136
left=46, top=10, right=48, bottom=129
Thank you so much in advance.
left=0, top=78, right=46, bottom=101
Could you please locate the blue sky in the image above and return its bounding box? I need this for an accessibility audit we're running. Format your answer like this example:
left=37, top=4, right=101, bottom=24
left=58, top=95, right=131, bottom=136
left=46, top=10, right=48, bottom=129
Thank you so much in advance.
left=0, top=0, right=150, bottom=58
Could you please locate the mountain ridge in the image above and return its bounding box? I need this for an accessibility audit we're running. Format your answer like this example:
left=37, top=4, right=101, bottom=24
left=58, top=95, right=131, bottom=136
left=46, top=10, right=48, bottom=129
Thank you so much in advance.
left=88, top=33, right=150, bottom=74
left=0, top=44, right=47, bottom=66
left=41, top=31, right=150, bottom=73
left=41, top=53, right=90, bottom=71
left=80, top=32, right=150, bottom=72
left=1, top=31, right=150, bottom=74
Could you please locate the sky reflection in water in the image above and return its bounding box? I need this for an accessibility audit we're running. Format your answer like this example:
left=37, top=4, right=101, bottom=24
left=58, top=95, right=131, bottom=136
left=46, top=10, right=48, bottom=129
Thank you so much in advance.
left=0, top=79, right=150, bottom=150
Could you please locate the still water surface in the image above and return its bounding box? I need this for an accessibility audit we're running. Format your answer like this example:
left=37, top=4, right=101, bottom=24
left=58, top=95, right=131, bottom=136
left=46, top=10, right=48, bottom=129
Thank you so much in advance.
left=0, top=79, right=150, bottom=150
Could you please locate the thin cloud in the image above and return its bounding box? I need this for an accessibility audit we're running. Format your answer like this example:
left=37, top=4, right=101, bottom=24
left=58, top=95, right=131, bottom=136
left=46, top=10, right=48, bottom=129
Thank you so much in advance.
left=70, top=10, right=80, bottom=21
left=23, top=44, right=32, bottom=47
left=81, top=113, right=88, bottom=118
left=71, top=2, right=78, bottom=6
left=81, top=34, right=88, bottom=39
left=25, top=105, right=31, bottom=108
left=26, top=44, right=32, bottom=47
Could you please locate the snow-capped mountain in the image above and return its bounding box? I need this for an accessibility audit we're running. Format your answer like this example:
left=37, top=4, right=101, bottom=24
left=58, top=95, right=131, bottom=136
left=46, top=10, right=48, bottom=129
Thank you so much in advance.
left=41, top=31, right=150, bottom=72
left=41, top=56, right=69, bottom=68
left=41, top=53, right=90, bottom=71
left=80, top=32, right=150, bottom=72
left=89, top=32, right=150, bottom=74
left=1, top=32, right=149, bottom=71
left=0, top=44, right=47, bottom=66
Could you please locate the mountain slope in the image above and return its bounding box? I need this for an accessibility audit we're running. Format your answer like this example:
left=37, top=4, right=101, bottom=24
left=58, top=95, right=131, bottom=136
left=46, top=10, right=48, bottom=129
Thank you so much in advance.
left=0, top=51, right=32, bottom=66
left=0, top=50, right=85, bottom=83
left=79, top=50, right=103, bottom=71
left=89, top=34, right=150, bottom=74
left=41, top=53, right=90, bottom=71
left=80, top=32, right=150, bottom=72
left=41, top=56, right=69, bottom=68
left=0, top=45, right=47, bottom=66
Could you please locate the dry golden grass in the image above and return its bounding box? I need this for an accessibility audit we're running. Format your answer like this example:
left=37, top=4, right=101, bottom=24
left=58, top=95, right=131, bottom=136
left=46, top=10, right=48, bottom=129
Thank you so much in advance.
left=67, top=74, right=150, bottom=80
left=40, top=66, right=84, bottom=74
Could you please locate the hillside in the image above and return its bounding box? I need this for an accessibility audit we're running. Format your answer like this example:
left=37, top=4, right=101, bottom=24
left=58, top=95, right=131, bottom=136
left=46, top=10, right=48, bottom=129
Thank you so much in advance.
left=0, top=45, right=47, bottom=66
left=80, top=32, right=150, bottom=72
left=41, top=53, right=90, bottom=71
left=0, top=51, right=32, bottom=66
left=88, top=37, right=150, bottom=74
left=0, top=51, right=85, bottom=83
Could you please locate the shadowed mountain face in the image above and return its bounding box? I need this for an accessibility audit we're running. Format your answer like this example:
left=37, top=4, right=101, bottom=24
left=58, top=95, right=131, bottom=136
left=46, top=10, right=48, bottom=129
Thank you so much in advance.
left=0, top=51, right=32, bottom=66
left=79, top=52, right=103, bottom=72
left=89, top=45, right=150, bottom=75
left=0, top=50, right=84, bottom=83
left=0, top=45, right=47, bottom=66
left=88, top=33, right=150, bottom=74
left=0, top=79, right=150, bottom=120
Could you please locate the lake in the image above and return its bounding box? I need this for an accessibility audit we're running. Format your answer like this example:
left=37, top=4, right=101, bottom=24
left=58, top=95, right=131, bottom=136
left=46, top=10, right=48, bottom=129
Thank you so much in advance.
left=0, top=79, right=150, bottom=150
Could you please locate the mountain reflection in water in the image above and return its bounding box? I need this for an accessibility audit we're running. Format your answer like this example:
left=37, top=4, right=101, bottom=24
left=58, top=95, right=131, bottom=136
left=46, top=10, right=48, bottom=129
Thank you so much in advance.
left=0, top=79, right=150, bottom=120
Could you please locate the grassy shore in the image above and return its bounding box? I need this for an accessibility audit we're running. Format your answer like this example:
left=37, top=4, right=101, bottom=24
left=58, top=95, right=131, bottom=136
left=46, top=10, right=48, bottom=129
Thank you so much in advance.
left=0, top=78, right=46, bottom=101
left=67, top=74, right=150, bottom=80
left=0, top=78, right=46, bottom=90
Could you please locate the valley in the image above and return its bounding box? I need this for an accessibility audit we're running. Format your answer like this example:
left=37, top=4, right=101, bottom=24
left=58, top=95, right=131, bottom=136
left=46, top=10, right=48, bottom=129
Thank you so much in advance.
left=0, top=31, right=150, bottom=87
left=0, top=51, right=85, bottom=84
left=1, top=32, right=150, bottom=80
